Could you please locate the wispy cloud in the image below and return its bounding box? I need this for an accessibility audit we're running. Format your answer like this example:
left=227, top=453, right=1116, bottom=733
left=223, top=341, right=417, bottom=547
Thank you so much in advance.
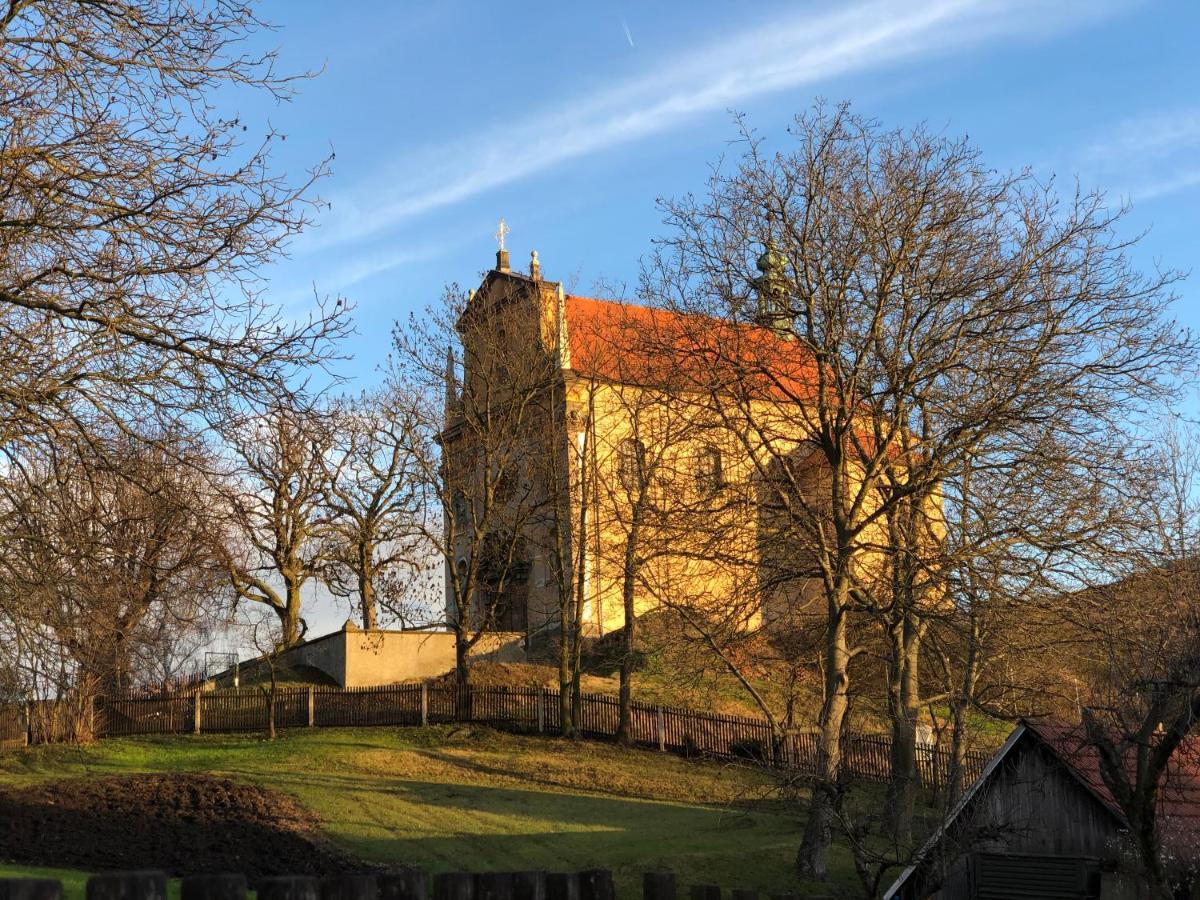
left=620, top=15, right=635, bottom=48
left=1078, top=108, right=1200, bottom=201
left=306, top=0, right=1128, bottom=252
left=274, top=240, right=452, bottom=311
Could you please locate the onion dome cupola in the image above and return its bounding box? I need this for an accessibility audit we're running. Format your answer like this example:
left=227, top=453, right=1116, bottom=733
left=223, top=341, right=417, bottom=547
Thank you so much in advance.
left=751, top=239, right=793, bottom=337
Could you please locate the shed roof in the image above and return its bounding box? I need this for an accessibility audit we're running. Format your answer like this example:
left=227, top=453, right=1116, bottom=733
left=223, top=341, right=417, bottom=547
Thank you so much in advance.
left=885, top=720, right=1200, bottom=899
left=1025, top=719, right=1200, bottom=855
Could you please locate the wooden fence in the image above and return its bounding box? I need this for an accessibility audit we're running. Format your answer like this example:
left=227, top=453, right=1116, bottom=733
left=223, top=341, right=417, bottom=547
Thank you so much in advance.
left=0, top=865, right=790, bottom=900
left=71, top=683, right=991, bottom=791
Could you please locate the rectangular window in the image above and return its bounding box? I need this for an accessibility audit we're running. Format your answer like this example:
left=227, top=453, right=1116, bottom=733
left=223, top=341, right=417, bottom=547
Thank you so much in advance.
left=696, top=447, right=722, bottom=497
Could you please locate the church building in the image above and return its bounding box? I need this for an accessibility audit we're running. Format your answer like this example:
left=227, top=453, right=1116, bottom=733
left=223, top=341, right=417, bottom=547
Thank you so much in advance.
left=440, top=236, right=879, bottom=641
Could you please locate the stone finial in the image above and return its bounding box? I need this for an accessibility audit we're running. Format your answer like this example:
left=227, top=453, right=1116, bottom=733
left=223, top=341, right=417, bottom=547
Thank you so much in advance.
left=530, top=249, right=541, bottom=281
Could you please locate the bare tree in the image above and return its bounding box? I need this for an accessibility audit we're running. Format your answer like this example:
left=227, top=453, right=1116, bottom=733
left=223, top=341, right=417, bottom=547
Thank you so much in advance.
left=1069, top=427, right=1200, bottom=897
left=321, top=390, right=422, bottom=630
left=0, top=0, right=350, bottom=453
left=0, top=433, right=229, bottom=730
left=223, top=404, right=333, bottom=647
left=389, top=279, right=555, bottom=690
left=641, top=102, right=1192, bottom=879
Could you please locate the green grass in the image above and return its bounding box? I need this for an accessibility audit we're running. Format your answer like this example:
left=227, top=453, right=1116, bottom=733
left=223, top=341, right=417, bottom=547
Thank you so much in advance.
left=0, top=726, right=860, bottom=899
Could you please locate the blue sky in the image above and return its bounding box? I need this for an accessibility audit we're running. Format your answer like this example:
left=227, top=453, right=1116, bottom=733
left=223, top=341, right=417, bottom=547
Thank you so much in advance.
left=211, top=0, right=1198, bottom=639
left=243, top=0, right=1199, bottom=392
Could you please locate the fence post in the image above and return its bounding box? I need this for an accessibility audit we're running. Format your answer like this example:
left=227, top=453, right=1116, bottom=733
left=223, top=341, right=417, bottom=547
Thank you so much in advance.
left=537, top=687, right=545, bottom=733
left=543, top=875, right=577, bottom=900
left=576, top=871, right=613, bottom=900
left=181, top=874, right=247, bottom=900
left=87, top=871, right=167, bottom=900
left=256, top=878, right=320, bottom=900
left=0, top=878, right=63, bottom=900
left=474, top=873, right=513, bottom=900
left=432, top=874, right=473, bottom=900
left=319, top=875, right=377, bottom=900
left=308, top=687, right=315, bottom=727
left=421, top=682, right=428, bottom=726
left=379, top=873, right=428, bottom=900
left=656, top=706, right=665, bottom=752
left=642, top=872, right=675, bottom=900
left=510, top=873, right=545, bottom=900
left=193, top=690, right=201, bottom=735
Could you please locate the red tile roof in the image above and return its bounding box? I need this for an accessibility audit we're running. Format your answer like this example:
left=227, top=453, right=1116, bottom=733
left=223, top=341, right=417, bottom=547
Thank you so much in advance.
left=563, top=295, right=821, bottom=402
left=1025, top=719, right=1200, bottom=855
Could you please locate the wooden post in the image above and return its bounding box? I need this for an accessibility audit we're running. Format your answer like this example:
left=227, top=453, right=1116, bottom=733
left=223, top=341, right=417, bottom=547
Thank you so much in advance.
left=577, top=871, right=614, bottom=900
left=473, top=873, right=513, bottom=900
left=192, top=691, right=201, bottom=735
left=537, top=687, right=545, bottom=733
left=656, top=706, right=666, bottom=752
left=0, top=878, right=64, bottom=900
left=87, top=871, right=167, bottom=900
left=378, top=872, right=429, bottom=900
left=307, top=687, right=316, bottom=727
left=642, top=873, right=675, bottom=900
left=421, top=682, right=429, bottom=727
left=543, top=875, right=577, bottom=900
left=256, top=878, right=320, bottom=900
left=432, top=874, right=473, bottom=900
left=510, top=873, right=545, bottom=900
left=181, top=874, right=247, bottom=900
left=320, top=875, right=377, bottom=900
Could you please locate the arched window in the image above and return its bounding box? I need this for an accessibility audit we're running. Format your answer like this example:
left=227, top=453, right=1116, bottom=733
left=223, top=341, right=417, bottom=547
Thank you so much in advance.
left=617, top=438, right=646, bottom=492
left=695, top=446, right=723, bottom=497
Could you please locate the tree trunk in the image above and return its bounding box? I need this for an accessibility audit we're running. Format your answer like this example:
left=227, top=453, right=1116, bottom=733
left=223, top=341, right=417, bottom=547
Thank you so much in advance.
left=797, top=598, right=851, bottom=881
left=616, top=515, right=641, bottom=744
left=359, top=552, right=377, bottom=631
left=454, top=631, right=472, bottom=720
left=885, top=613, right=921, bottom=845
left=559, top=607, right=576, bottom=737
left=281, top=575, right=303, bottom=646
left=948, top=614, right=981, bottom=806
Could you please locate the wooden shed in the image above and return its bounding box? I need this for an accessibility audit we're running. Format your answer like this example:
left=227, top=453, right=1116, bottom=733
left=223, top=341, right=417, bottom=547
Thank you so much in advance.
left=884, top=720, right=1200, bottom=899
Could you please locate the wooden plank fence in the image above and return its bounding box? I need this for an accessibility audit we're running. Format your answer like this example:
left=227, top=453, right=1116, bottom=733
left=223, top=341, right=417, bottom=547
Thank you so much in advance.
left=0, top=866, right=797, bottom=900
left=9, top=684, right=992, bottom=791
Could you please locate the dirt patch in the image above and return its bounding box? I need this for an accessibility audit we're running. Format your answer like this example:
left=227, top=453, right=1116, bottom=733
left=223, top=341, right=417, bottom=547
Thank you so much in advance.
left=0, top=773, right=362, bottom=879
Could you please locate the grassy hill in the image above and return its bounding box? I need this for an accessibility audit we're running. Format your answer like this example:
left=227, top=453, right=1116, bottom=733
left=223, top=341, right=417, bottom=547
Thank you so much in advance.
left=0, top=726, right=861, bottom=899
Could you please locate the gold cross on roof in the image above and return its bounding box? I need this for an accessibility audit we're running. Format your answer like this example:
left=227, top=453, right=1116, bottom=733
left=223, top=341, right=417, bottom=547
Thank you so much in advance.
left=495, top=218, right=510, bottom=252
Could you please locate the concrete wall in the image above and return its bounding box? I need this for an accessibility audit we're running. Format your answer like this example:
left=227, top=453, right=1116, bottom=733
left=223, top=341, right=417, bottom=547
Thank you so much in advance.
left=283, top=623, right=526, bottom=687
left=285, top=630, right=346, bottom=683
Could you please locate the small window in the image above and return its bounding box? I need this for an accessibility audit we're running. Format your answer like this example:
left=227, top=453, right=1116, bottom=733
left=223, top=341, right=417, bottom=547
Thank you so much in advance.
left=696, top=447, right=723, bottom=497
left=617, top=438, right=646, bottom=493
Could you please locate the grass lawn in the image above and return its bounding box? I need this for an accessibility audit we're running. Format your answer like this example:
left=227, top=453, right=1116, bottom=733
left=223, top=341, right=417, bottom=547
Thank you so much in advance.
left=0, top=726, right=860, bottom=899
